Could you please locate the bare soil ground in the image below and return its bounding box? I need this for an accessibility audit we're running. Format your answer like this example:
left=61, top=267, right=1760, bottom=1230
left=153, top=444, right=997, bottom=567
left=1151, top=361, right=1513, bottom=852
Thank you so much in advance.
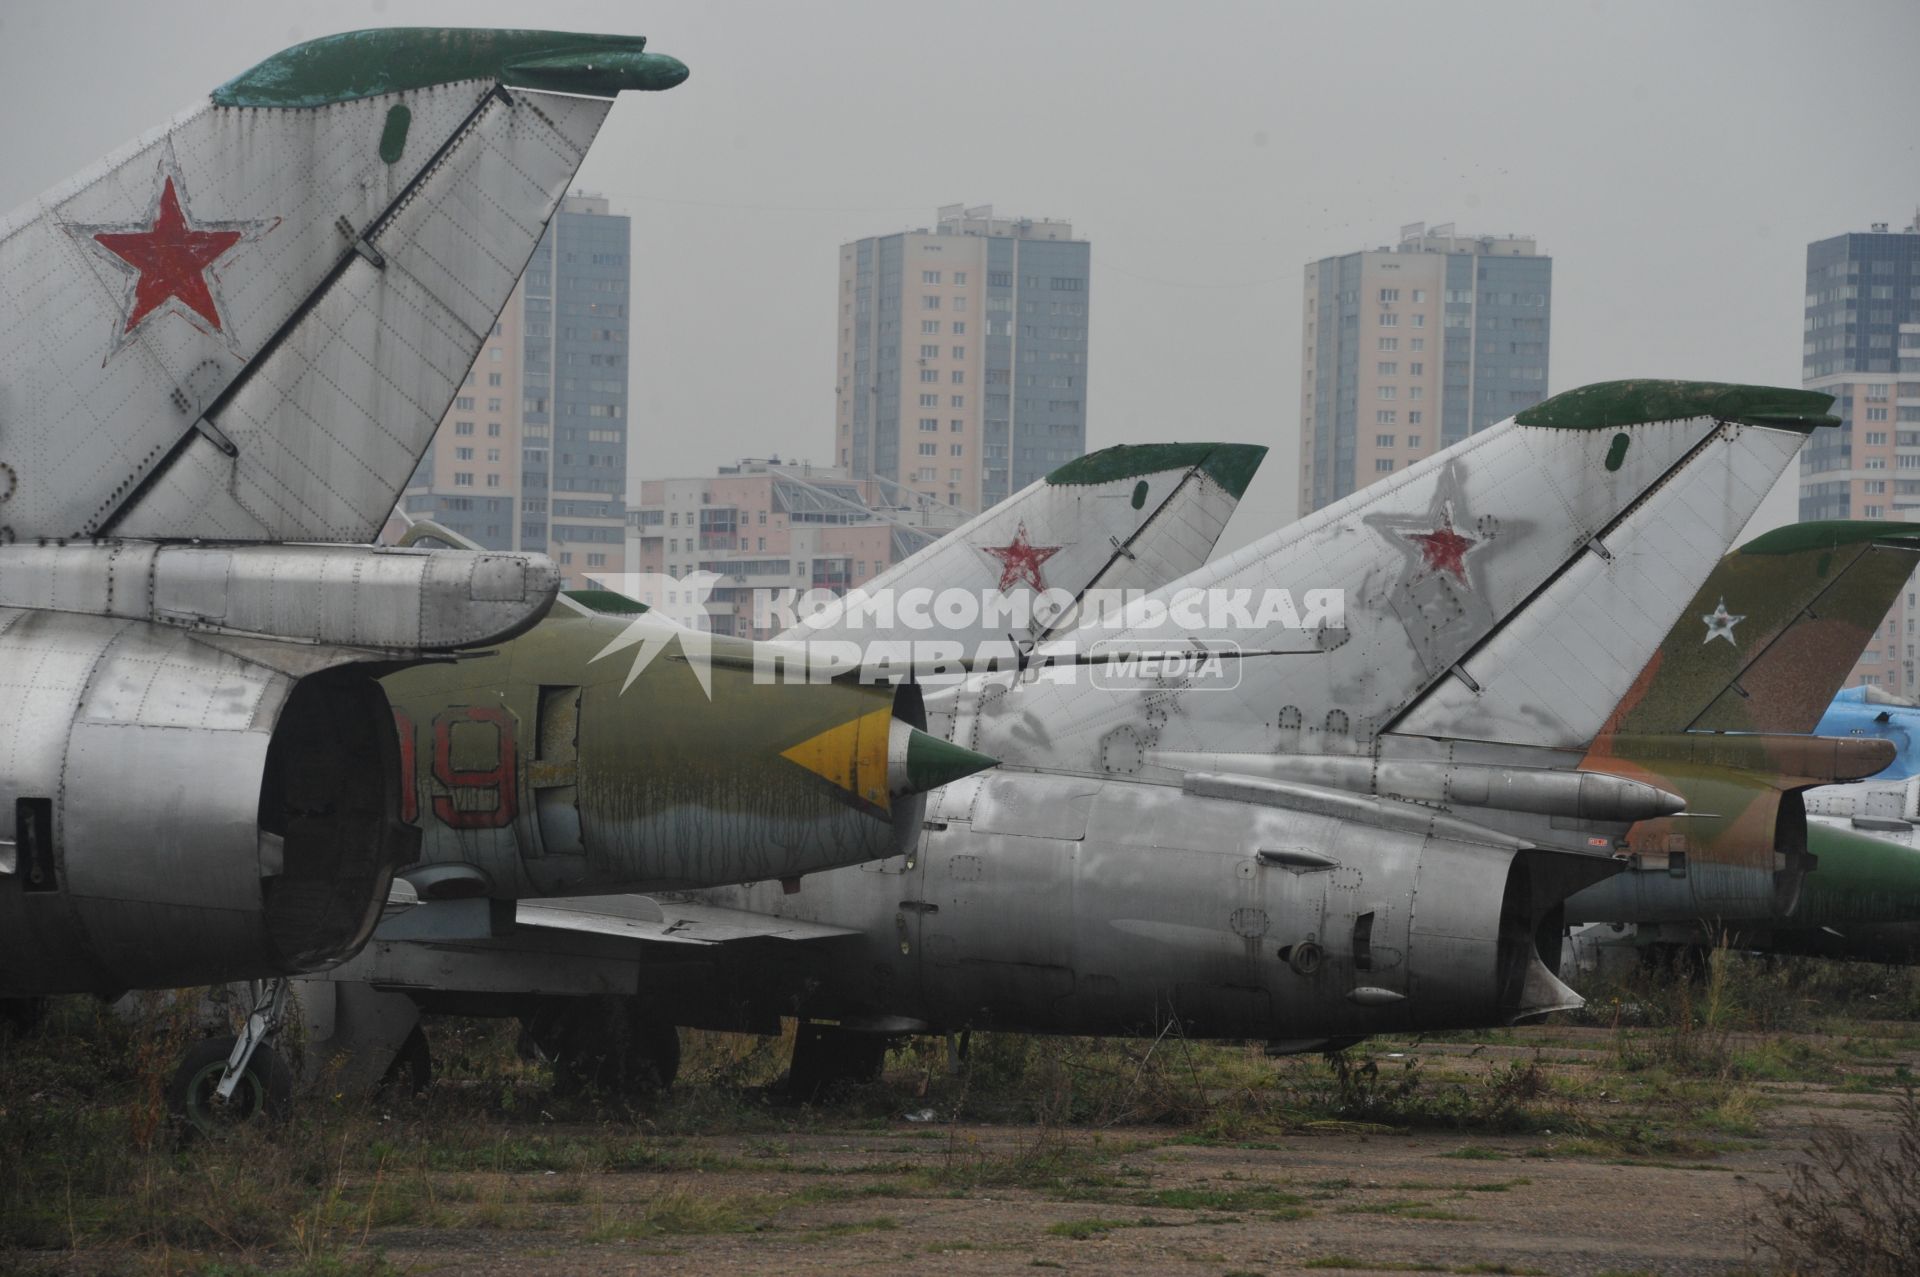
left=9, top=1010, right=1919, bottom=1277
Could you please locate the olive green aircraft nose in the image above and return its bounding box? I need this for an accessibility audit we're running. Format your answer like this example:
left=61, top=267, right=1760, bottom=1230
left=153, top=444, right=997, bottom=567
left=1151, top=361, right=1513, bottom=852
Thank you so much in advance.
left=780, top=708, right=997, bottom=814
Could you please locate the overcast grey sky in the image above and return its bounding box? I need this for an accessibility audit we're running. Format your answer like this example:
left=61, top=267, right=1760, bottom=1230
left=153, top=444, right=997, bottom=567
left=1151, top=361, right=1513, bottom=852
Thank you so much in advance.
left=3, top=0, right=1916, bottom=549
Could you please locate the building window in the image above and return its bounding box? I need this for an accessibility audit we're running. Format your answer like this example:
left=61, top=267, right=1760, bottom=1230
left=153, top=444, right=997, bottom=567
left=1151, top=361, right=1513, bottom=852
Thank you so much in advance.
left=951, top=420, right=964, bottom=431
left=1411, top=289, right=1426, bottom=303
left=952, top=321, right=966, bottom=335
left=922, top=270, right=941, bottom=284
left=922, top=320, right=940, bottom=334
left=1376, top=411, right=1396, bottom=424
left=920, top=418, right=938, bottom=431
left=1375, top=459, right=1394, bottom=473
left=1407, top=435, right=1422, bottom=448
left=919, top=442, right=937, bottom=456
left=1409, top=362, right=1424, bottom=376
left=952, top=346, right=966, bottom=359
left=1377, top=337, right=1398, bottom=352
left=920, top=369, right=938, bottom=382
left=951, top=370, right=965, bottom=384
left=1378, top=362, right=1398, bottom=376
left=923, top=296, right=941, bottom=310
left=488, top=373, right=502, bottom=386
left=1409, top=386, right=1424, bottom=400
left=920, top=393, right=939, bottom=407
left=1379, top=288, right=1399, bottom=302
left=1375, top=434, right=1396, bottom=447
left=951, top=444, right=964, bottom=456
left=1379, top=387, right=1396, bottom=400
left=455, top=396, right=475, bottom=410
left=1378, top=313, right=1398, bottom=327
left=454, top=472, right=474, bottom=486
left=951, top=395, right=964, bottom=407
left=1408, top=411, right=1423, bottom=425
left=921, top=344, right=940, bottom=358
left=1410, top=314, right=1425, bottom=328
left=486, top=474, right=501, bottom=488
left=1867, top=431, right=1889, bottom=444
left=587, top=553, right=606, bottom=567
left=454, top=421, right=475, bottom=436
left=455, top=446, right=474, bottom=460
left=1868, top=408, right=1890, bottom=422
left=1409, top=337, right=1425, bottom=351
left=953, top=272, right=966, bottom=285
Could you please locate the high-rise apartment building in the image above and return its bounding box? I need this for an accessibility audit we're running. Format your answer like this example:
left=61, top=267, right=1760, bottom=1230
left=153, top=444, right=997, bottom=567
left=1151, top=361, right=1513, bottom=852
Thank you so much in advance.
left=1799, top=213, right=1920, bottom=693
left=1299, top=222, right=1552, bottom=514
left=835, top=204, right=1090, bottom=512
left=404, top=193, right=631, bottom=587
left=624, top=458, right=966, bottom=638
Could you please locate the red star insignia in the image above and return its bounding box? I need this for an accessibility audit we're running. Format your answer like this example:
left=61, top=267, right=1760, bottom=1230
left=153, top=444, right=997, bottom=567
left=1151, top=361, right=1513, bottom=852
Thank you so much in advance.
left=980, top=521, right=1062, bottom=593
left=1403, top=516, right=1477, bottom=585
left=68, top=163, right=274, bottom=359
left=91, top=177, right=243, bottom=334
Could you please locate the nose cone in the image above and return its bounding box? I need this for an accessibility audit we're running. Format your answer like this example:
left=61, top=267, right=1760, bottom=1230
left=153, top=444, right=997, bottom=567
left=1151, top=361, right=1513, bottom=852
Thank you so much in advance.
left=890, top=722, right=998, bottom=797
left=779, top=708, right=997, bottom=814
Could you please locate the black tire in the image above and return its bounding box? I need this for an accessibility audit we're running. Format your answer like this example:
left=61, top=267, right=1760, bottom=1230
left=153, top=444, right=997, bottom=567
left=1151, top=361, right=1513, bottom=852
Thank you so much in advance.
left=528, top=998, right=679, bottom=1097
left=167, top=1035, right=293, bottom=1137
left=378, top=1025, right=433, bottom=1096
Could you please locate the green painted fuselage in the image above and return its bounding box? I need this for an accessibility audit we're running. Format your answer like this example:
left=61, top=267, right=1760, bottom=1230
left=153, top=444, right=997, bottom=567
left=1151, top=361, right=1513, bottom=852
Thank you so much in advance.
left=377, top=600, right=933, bottom=899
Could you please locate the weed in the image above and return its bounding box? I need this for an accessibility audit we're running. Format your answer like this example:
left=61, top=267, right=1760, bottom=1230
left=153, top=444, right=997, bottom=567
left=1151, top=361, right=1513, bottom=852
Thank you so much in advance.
left=1754, top=1086, right=1920, bottom=1275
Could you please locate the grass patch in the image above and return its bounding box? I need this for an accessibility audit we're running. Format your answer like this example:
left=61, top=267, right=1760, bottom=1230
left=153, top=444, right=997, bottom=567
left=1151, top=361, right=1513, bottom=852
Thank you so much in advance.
left=1137, top=1186, right=1307, bottom=1211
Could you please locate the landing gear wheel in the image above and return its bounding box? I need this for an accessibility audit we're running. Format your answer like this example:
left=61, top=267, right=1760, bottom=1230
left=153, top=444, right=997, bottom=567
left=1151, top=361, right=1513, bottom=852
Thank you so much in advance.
left=379, top=1025, right=433, bottom=1096
left=525, top=998, right=679, bottom=1098
left=786, top=1022, right=889, bottom=1103
left=167, top=1034, right=293, bottom=1137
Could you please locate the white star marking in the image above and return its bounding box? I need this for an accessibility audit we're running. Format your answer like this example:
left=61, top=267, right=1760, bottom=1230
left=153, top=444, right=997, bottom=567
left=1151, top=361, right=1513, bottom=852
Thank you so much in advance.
left=1701, top=597, right=1744, bottom=647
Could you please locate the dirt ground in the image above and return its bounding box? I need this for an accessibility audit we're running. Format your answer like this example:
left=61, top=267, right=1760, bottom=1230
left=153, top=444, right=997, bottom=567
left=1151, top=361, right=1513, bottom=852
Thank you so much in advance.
left=339, top=1026, right=1914, bottom=1277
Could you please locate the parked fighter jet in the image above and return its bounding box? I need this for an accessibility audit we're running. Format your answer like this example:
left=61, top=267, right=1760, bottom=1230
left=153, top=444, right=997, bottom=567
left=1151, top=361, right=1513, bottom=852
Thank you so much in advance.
left=185, top=442, right=1263, bottom=1113
left=287, top=380, right=1831, bottom=1097
left=0, top=29, right=688, bottom=1001
left=1563, top=521, right=1920, bottom=928
left=1811, top=686, right=1920, bottom=780
left=1552, top=522, right=1920, bottom=971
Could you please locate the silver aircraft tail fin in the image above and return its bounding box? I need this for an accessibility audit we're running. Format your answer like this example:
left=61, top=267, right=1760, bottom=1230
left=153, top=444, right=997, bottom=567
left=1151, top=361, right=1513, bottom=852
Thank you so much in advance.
left=778, top=443, right=1265, bottom=651
left=0, top=28, right=686, bottom=544
left=961, top=382, right=1832, bottom=773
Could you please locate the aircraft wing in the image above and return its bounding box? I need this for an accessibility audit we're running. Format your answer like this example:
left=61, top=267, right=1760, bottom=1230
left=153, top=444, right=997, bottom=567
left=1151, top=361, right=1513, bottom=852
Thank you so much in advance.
left=0, top=28, right=686, bottom=543
left=517, top=896, right=861, bottom=946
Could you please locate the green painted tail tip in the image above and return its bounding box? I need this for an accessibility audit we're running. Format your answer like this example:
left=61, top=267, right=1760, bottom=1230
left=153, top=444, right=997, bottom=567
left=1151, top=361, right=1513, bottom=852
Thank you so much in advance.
left=214, top=28, right=689, bottom=108
left=1201, top=443, right=1268, bottom=500
left=1514, top=380, right=1838, bottom=433
left=1739, top=520, right=1920, bottom=557
left=1045, top=442, right=1266, bottom=498
left=903, top=730, right=997, bottom=794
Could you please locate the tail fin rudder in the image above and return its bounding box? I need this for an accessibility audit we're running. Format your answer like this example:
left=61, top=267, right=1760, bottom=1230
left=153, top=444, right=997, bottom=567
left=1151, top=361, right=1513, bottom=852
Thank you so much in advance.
left=970, top=381, right=1832, bottom=772
left=0, top=28, right=686, bottom=544
left=1595, top=522, right=1920, bottom=738
left=778, top=442, right=1264, bottom=649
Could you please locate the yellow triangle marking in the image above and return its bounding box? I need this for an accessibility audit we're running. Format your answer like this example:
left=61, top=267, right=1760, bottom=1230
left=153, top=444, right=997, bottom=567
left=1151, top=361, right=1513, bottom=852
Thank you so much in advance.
left=780, top=705, right=894, bottom=813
